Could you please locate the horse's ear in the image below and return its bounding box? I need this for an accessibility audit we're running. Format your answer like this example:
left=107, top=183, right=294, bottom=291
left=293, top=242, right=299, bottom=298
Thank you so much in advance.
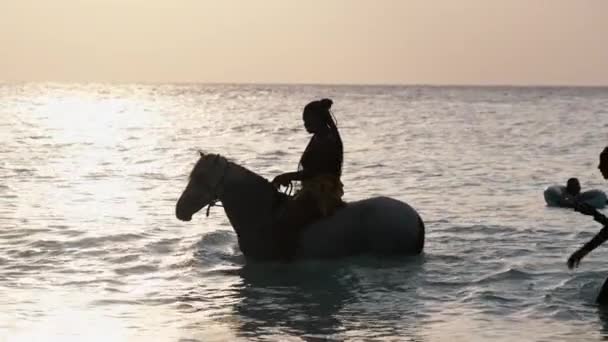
left=199, top=150, right=205, bottom=158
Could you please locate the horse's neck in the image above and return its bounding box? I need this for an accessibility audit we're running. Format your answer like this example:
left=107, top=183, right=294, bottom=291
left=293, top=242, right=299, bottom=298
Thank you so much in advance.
left=219, top=162, right=277, bottom=239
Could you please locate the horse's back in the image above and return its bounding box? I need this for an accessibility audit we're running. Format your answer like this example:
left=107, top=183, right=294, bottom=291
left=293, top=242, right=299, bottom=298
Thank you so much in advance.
left=298, top=196, right=424, bottom=258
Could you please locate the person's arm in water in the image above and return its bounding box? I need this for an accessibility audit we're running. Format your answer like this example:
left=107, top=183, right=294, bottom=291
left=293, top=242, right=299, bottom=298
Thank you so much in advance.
left=567, top=203, right=608, bottom=269
left=575, top=201, right=608, bottom=226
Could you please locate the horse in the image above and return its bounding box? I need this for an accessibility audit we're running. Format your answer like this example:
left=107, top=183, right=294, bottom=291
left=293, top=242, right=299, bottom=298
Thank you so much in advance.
left=175, top=152, right=425, bottom=261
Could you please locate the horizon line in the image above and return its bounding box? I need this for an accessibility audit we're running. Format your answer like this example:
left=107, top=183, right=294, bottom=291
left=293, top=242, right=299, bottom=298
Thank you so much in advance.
left=1, top=80, right=608, bottom=88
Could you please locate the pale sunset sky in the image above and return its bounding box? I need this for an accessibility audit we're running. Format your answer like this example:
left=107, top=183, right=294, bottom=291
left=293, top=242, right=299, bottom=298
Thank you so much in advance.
left=2, top=0, right=607, bottom=85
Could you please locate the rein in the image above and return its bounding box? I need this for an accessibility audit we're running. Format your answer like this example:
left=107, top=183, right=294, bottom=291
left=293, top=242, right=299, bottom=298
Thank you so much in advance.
left=203, top=157, right=295, bottom=217
left=205, top=201, right=222, bottom=217
left=204, top=159, right=229, bottom=217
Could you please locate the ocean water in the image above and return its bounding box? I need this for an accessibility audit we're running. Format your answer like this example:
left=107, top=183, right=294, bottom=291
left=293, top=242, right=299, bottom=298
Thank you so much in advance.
left=1, top=83, right=608, bottom=342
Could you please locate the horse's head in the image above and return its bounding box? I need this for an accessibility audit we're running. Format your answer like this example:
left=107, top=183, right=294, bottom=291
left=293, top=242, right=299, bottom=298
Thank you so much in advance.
left=176, top=152, right=229, bottom=221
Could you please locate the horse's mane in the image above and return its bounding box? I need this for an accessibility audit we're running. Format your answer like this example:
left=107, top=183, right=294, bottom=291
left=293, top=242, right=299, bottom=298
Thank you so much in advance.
left=188, top=157, right=206, bottom=180
left=226, top=158, right=272, bottom=186
left=189, top=153, right=272, bottom=187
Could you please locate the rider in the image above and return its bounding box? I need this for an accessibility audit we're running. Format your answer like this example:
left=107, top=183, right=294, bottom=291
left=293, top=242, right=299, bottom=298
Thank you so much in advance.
left=567, top=146, right=608, bottom=303
left=271, top=98, right=345, bottom=259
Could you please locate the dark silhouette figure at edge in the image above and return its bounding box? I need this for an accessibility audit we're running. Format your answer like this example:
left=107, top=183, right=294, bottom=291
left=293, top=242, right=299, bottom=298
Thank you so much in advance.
left=271, top=98, right=346, bottom=261
left=567, top=146, right=608, bottom=304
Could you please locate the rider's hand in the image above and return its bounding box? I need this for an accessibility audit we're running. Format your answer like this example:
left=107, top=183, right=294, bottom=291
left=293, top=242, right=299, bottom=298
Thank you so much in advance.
left=272, top=174, right=292, bottom=188
left=567, top=248, right=586, bottom=269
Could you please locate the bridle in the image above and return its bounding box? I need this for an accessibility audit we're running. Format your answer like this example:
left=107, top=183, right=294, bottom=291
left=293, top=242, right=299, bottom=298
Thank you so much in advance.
left=200, top=156, right=229, bottom=217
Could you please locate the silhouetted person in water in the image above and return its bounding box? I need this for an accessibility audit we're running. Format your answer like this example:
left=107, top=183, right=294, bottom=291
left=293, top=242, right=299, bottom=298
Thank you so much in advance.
left=561, top=177, right=582, bottom=205
left=567, top=146, right=608, bottom=304
left=566, top=178, right=582, bottom=197
left=271, top=98, right=345, bottom=260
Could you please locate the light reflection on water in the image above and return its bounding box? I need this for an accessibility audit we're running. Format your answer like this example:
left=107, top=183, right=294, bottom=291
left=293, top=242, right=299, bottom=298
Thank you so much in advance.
left=1, top=83, right=608, bottom=341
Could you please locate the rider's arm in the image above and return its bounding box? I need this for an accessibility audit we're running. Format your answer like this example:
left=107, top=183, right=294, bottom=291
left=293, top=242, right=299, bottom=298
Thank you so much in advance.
left=280, top=171, right=303, bottom=182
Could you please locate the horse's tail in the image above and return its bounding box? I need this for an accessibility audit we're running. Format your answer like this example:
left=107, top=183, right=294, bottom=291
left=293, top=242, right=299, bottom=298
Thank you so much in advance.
left=416, top=215, right=425, bottom=254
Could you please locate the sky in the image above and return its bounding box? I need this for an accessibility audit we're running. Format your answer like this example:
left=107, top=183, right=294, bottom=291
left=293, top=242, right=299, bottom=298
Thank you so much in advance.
left=2, top=0, right=608, bottom=85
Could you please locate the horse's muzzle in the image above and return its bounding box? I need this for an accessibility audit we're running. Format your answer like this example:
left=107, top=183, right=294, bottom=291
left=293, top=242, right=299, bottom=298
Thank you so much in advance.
left=177, top=214, right=192, bottom=222
left=175, top=204, right=192, bottom=222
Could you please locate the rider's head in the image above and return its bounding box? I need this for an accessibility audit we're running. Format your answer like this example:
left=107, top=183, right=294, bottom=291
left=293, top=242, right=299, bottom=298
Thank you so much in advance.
left=303, top=98, right=334, bottom=134
left=599, top=146, right=608, bottom=180
left=301, top=98, right=343, bottom=176
left=566, top=178, right=581, bottom=196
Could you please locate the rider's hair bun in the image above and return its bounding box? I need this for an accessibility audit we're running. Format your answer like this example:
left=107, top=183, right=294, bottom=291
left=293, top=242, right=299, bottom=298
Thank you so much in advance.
left=319, top=98, right=333, bottom=110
